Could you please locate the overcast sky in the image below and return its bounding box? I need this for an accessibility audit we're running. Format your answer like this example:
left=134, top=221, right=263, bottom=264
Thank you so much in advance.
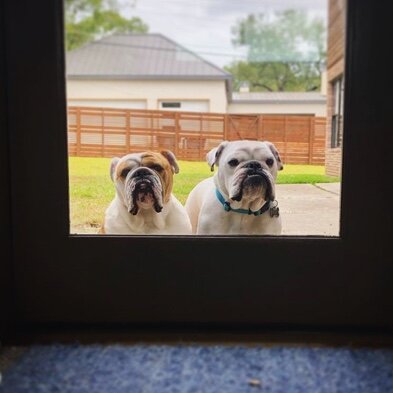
left=120, top=0, right=327, bottom=68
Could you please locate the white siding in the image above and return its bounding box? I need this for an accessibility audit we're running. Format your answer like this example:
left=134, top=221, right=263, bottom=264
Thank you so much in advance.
left=228, top=102, right=326, bottom=116
left=158, top=100, right=209, bottom=112
left=68, top=99, right=146, bottom=109
left=67, top=80, right=227, bottom=112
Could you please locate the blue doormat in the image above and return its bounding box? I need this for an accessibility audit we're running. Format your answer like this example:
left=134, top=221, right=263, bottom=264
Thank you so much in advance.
left=1, top=345, right=393, bottom=393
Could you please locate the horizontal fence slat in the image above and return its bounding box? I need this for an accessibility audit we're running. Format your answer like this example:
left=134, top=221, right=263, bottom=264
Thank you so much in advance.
left=67, top=107, right=326, bottom=164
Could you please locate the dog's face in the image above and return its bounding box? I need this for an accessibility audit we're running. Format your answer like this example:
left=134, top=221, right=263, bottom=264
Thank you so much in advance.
left=207, top=140, right=283, bottom=208
left=110, top=150, right=179, bottom=215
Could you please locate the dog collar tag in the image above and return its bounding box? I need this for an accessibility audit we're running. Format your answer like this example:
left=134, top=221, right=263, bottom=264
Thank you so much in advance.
left=223, top=201, right=231, bottom=212
left=269, top=201, right=280, bottom=218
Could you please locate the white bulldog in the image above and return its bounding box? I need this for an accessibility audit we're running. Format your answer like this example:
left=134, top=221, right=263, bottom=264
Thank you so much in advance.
left=100, top=150, right=192, bottom=235
left=185, top=140, right=283, bottom=235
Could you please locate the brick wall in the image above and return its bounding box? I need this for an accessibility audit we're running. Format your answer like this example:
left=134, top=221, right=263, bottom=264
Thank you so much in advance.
left=326, top=0, right=346, bottom=177
left=325, top=147, right=342, bottom=177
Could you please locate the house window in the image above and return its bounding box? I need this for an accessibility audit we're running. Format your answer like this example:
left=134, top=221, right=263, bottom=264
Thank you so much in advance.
left=331, top=76, right=344, bottom=148
left=161, top=102, right=181, bottom=108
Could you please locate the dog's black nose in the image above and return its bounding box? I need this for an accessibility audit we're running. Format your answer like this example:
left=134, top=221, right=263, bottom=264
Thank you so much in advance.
left=244, top=161, right=262, bottom=171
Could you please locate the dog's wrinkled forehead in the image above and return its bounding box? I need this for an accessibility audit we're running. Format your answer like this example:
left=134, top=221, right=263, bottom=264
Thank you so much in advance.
left=223, top=141, right=273, bottom=161
left=140, top=152, right=172, bottom=172
left=111, top=151, right=178, bottom=182
left=113, top=153, right=143, bottom=180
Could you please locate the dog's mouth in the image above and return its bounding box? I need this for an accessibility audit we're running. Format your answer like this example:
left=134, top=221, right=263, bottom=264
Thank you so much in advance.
left=230, top=170, right=274, bottom=202
left=126, top=176, right=163, bottom=215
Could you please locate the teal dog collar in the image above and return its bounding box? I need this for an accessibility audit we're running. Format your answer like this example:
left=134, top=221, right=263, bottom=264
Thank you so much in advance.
left=215, top=188, right=278, bottom=217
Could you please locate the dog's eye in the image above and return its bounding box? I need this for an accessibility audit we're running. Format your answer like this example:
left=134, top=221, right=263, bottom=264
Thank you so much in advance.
left=228, top=159, right=239, bottom=167
left=121, top=168, right=131, bottom=178
left=266, top=158, right=274, bottom=167
left=150, top=164, right=163, bottom=172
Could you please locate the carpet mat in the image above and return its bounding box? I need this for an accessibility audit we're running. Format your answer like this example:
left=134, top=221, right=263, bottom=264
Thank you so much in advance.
left=1, top=345, right=393, bottom=393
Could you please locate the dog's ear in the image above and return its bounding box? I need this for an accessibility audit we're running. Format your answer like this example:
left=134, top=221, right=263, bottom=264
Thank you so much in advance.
left=206, top=141, right=228, bottom=171
left=110, top=157, right=121, bottom=181
left=265, top=141, right=284, bottom=171
left=160, top=150, right=179, bottom=174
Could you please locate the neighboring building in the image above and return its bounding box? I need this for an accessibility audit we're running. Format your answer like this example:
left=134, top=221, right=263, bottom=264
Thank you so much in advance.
left=325, top=0, right=346, bottom=177
left=66, top=33, right=326, bottom=117
left=67, top=33, right=328, bottom=164
left=66, top=33, right=232, bottom=113
left=228, top=92, right=326, bottom=116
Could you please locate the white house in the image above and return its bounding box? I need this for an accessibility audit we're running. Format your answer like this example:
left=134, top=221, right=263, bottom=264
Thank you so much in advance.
left=228, top=91, right=326, bottom=116
left=66, top=33, right=326, bottom=116
left=66, top=33, right=232, bottom=113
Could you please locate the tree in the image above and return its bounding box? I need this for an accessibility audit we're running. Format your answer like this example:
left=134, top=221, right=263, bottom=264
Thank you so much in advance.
left=65, top=0, right=148, bottom=51
left=225, top=10, right=326, bottom=92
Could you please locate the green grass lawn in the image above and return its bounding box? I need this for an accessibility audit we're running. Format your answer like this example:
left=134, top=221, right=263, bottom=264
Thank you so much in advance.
left=68, top=156, right=339, bottom=232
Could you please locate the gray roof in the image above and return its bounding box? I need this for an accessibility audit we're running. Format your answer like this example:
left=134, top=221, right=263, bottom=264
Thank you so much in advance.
left=231, top=92, right=326, bottom=104
left=66, top=33, right=232, bottom=80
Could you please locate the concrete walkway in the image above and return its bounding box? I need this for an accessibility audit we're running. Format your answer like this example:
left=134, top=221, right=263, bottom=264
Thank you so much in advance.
left=276, top=183, right=341, bottom=236
left=71, top=183, right=341, bottom=236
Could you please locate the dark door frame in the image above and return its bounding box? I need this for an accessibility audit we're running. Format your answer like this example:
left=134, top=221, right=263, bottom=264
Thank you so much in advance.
left=1, top=0, right=392, bottom=343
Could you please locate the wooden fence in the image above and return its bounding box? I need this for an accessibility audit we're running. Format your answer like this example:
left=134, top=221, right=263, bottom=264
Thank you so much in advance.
left=67, top=106, right=326, bottom=165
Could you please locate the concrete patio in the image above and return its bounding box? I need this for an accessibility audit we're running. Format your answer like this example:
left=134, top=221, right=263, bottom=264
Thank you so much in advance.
left=276, top=183, right=341, bottom=236
left=71, top=183, right=341, bottom=236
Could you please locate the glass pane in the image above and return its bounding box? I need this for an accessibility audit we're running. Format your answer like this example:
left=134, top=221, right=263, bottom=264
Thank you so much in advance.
left=65, top=0, right=345, bottom=236
left=334, top=79, right=341, bottom=114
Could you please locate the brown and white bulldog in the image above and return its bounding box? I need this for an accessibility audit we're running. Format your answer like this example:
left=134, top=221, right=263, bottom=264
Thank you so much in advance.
left=185, top=140, right=283, bottom=235
left=100, top=150, right=192, bottom=235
